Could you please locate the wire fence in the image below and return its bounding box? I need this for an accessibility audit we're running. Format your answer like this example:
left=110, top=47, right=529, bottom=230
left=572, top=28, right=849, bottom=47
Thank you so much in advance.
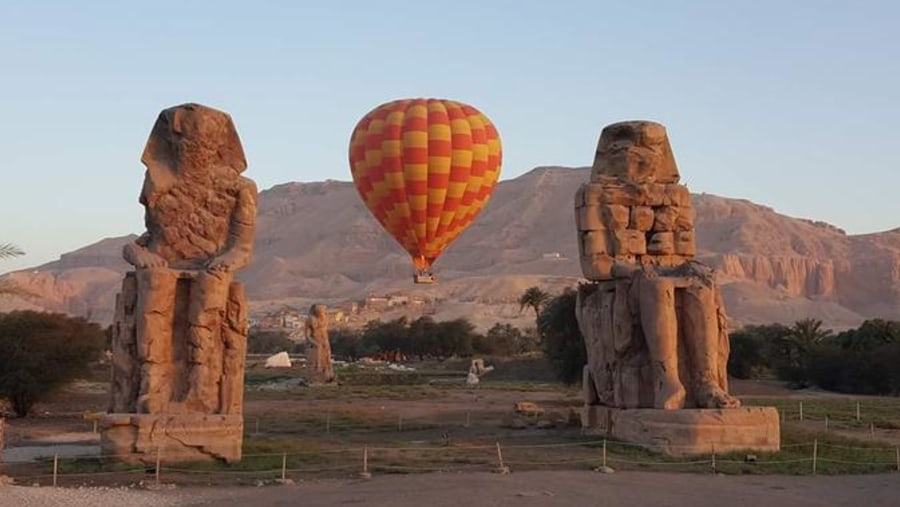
left=3, top=398, right=900, bottom=487
left=3, top=436, right=900, bottom=488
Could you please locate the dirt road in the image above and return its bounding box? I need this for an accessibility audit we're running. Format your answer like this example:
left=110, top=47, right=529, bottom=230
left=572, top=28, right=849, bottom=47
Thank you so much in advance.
left=3, top=471, right=897, bottom=507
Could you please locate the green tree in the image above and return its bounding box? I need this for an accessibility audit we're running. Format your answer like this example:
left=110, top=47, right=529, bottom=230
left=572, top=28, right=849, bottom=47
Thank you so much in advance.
left=538, top=288, right=585, bottom=385
left=790, top=318, right=832, bottom=348
left=772, top=318, right=832, bottom=387
left=727, top=330, right=766, bottom=379
left=0, top=311, right=104, bottom=417
left=407, top=316, right=438, bottom=358
left=329, top=327, right=370, bottom=360
left=433, top=318, right=477, bottom=357
left=474, top=323, right=522, bottom=356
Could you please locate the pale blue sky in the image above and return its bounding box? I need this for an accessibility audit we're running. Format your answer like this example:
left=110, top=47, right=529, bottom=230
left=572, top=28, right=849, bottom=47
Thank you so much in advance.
left=2, top=1, right=898, bottom=273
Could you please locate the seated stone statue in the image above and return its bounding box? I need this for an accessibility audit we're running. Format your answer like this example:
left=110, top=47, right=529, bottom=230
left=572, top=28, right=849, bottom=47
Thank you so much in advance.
left=574, top=121, right=739, bottom=410
left=111, top=103, right=257, bottom=415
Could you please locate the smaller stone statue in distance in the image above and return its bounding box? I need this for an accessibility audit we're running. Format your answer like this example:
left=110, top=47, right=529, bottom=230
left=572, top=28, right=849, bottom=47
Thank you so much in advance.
left=305, top=304, right=336, bottom=384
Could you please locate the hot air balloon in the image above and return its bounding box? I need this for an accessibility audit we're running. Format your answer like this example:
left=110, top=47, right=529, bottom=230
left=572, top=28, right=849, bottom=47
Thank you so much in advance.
left=349, top=98, right=502, bottom=284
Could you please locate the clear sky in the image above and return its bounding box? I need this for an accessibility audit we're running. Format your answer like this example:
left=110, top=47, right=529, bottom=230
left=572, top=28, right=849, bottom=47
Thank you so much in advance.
left=2, top=1, right=898, bottom=273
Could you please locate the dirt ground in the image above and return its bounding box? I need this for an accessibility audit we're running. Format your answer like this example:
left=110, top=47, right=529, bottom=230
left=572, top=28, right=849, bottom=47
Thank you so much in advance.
left=2, top=471, right=898, bottom=507
left=4, top=360, right=900, bottom=488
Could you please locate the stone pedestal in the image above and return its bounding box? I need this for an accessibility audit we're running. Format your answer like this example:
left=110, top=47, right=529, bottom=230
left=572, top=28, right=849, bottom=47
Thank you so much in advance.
left=102, top=272, right=248, bottom=464
left=100, top=414, right=243, bottom=464
left=582, top=405, right=780, bottom=456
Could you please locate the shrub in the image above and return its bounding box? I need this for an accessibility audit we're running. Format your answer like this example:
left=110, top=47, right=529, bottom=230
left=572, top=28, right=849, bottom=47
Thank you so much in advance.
left=0, top=311, right=104, bottom=417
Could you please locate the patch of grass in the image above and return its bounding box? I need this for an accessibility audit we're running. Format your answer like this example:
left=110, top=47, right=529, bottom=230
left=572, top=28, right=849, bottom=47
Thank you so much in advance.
left=743, top=396, right=900, bottom=425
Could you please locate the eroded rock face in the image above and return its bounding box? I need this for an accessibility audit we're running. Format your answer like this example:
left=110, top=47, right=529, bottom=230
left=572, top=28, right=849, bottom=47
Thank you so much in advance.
left=304, top=304, right=336, bottom=384
left=575, top=121, right=738, bottom=411
left=104, top=103, right=256, bottom=464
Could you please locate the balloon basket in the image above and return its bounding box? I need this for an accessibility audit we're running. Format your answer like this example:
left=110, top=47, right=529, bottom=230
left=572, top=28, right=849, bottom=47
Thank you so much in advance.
left=413, top=273, right=437, bottom=284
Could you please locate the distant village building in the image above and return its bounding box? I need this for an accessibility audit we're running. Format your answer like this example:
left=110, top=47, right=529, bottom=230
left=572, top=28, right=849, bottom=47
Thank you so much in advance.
left=542, top=252, right=566, bottom=260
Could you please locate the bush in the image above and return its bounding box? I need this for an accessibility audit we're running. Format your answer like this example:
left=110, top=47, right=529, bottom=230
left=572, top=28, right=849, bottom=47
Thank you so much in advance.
left=0, top=311, right=105, bottom=417
left=474, top=323, right=520, bottom=356
left=727, top=330, right=767, bottom=379
left=247, top=330, right=296, bottom=354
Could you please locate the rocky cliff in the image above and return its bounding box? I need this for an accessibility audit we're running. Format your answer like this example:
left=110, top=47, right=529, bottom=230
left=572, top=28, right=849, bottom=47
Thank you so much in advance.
left=2, top=167, right=898, bottom=329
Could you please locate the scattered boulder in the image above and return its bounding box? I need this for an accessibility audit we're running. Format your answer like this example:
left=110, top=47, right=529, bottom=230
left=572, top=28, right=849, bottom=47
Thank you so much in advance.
left=514, top=401, right=544, bottom=417
left=264, top=351, right=292, bottom=368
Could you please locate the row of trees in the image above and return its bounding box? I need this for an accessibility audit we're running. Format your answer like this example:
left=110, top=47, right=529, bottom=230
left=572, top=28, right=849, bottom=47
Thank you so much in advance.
left=328, top=317, right=541, bottom=360
left=526, top=283, right=900, bottom=397
left=729, top=318, right=900, bottom=395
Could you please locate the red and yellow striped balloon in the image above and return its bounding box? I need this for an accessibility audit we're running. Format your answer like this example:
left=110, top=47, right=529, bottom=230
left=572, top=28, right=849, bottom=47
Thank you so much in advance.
left=349, top=99, right=502, bottom=273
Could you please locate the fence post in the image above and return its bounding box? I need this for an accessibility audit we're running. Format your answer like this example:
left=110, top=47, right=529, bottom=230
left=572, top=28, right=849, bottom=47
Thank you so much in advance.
left=52, top=453, right=59, bottom=487
left=465, top=411, right=471, bottom=428
left=255, top=417, right=260, bottom=435
left=155, top=446, right=161, bottom=485
left=856, top=401, right=861, bottom=422
left=825, top=415, right=829, bottom=431
left=870, top=422, right=876, bottom=438
left=495, top=441, right=509, bottom=474
left=326, top=413, right=331, bottom=434
left=360, top=445, right=371, bottom=479
left=602, top=439, right=607, bottom=469
left=812, top=439, right=818, bottom=475
left=281, top=452, right=287, bottom=482
left=799, top=401, right=804, bottom=421
left=895, top=447, right=899, bottom=472
left=711, top=445, right=716, bottom=474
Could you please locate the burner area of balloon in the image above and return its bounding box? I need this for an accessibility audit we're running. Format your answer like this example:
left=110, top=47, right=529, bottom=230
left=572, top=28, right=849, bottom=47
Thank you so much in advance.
left=348, top=98, right=503, bottom=283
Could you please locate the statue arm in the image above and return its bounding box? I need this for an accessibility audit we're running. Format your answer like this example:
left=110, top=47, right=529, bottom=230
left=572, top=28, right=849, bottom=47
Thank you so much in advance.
left=208, top=178, right=257, bottom=273
left=123, top=232, right=167, bottom=268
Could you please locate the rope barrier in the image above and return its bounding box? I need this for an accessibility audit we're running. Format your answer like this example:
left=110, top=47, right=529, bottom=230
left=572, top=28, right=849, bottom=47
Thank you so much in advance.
left=816, top=457, right=898, bottom=466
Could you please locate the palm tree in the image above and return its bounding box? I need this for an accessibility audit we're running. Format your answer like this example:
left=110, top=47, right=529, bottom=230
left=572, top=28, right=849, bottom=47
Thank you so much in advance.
left=520, top=286, right=551, bottom=340
left=519, top=286, right=550, bottom=319
left=789, top=318, right=832, bottom=351
left=0, top=243, right=24, bottom=259
left=0, top=242, right=25, bottom=297
left=772, top=318, right=832, bottom=388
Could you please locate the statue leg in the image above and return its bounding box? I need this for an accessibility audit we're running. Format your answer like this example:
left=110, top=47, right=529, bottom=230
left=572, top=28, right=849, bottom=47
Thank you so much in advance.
left=638, top=275, right=685, bottom=409
left=681, top=282, right=740, bottom=409
left=135, top=267, right=177, bottom=413
left=186, top=270, right=232, bottom=412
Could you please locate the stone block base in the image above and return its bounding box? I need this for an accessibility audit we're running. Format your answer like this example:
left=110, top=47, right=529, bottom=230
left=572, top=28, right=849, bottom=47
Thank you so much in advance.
left=100, top=414, right=243, bottom=464
left=582, top=405, right=780, bottom=456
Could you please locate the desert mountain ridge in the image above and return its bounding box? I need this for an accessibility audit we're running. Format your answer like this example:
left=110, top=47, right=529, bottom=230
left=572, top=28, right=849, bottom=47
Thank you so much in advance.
left=2, top=166, right=900, bottom=331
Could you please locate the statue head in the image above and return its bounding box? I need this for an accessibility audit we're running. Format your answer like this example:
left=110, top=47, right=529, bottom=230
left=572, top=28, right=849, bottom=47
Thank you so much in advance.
left=140, top=103, right=246, bottom=203
left=591, top=121, right=678, bottom=184
left=309, top=304, right=328, bottom=320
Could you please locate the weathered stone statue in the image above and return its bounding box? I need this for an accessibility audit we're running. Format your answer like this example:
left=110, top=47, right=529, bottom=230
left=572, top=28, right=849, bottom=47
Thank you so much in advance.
left=304, top=304, right=336, bottom=384
left=575, top=121, right=779, bottom=454
left=102, top=103, right=256, bottom=463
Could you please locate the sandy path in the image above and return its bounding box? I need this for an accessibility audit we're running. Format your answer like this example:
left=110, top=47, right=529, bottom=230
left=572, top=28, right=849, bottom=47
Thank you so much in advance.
left=2, top=471, right=897, bottom=507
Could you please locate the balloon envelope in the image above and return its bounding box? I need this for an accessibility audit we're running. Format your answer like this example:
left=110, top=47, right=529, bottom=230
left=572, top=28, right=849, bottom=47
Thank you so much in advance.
left=349, top=98, right=502, bottom=272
